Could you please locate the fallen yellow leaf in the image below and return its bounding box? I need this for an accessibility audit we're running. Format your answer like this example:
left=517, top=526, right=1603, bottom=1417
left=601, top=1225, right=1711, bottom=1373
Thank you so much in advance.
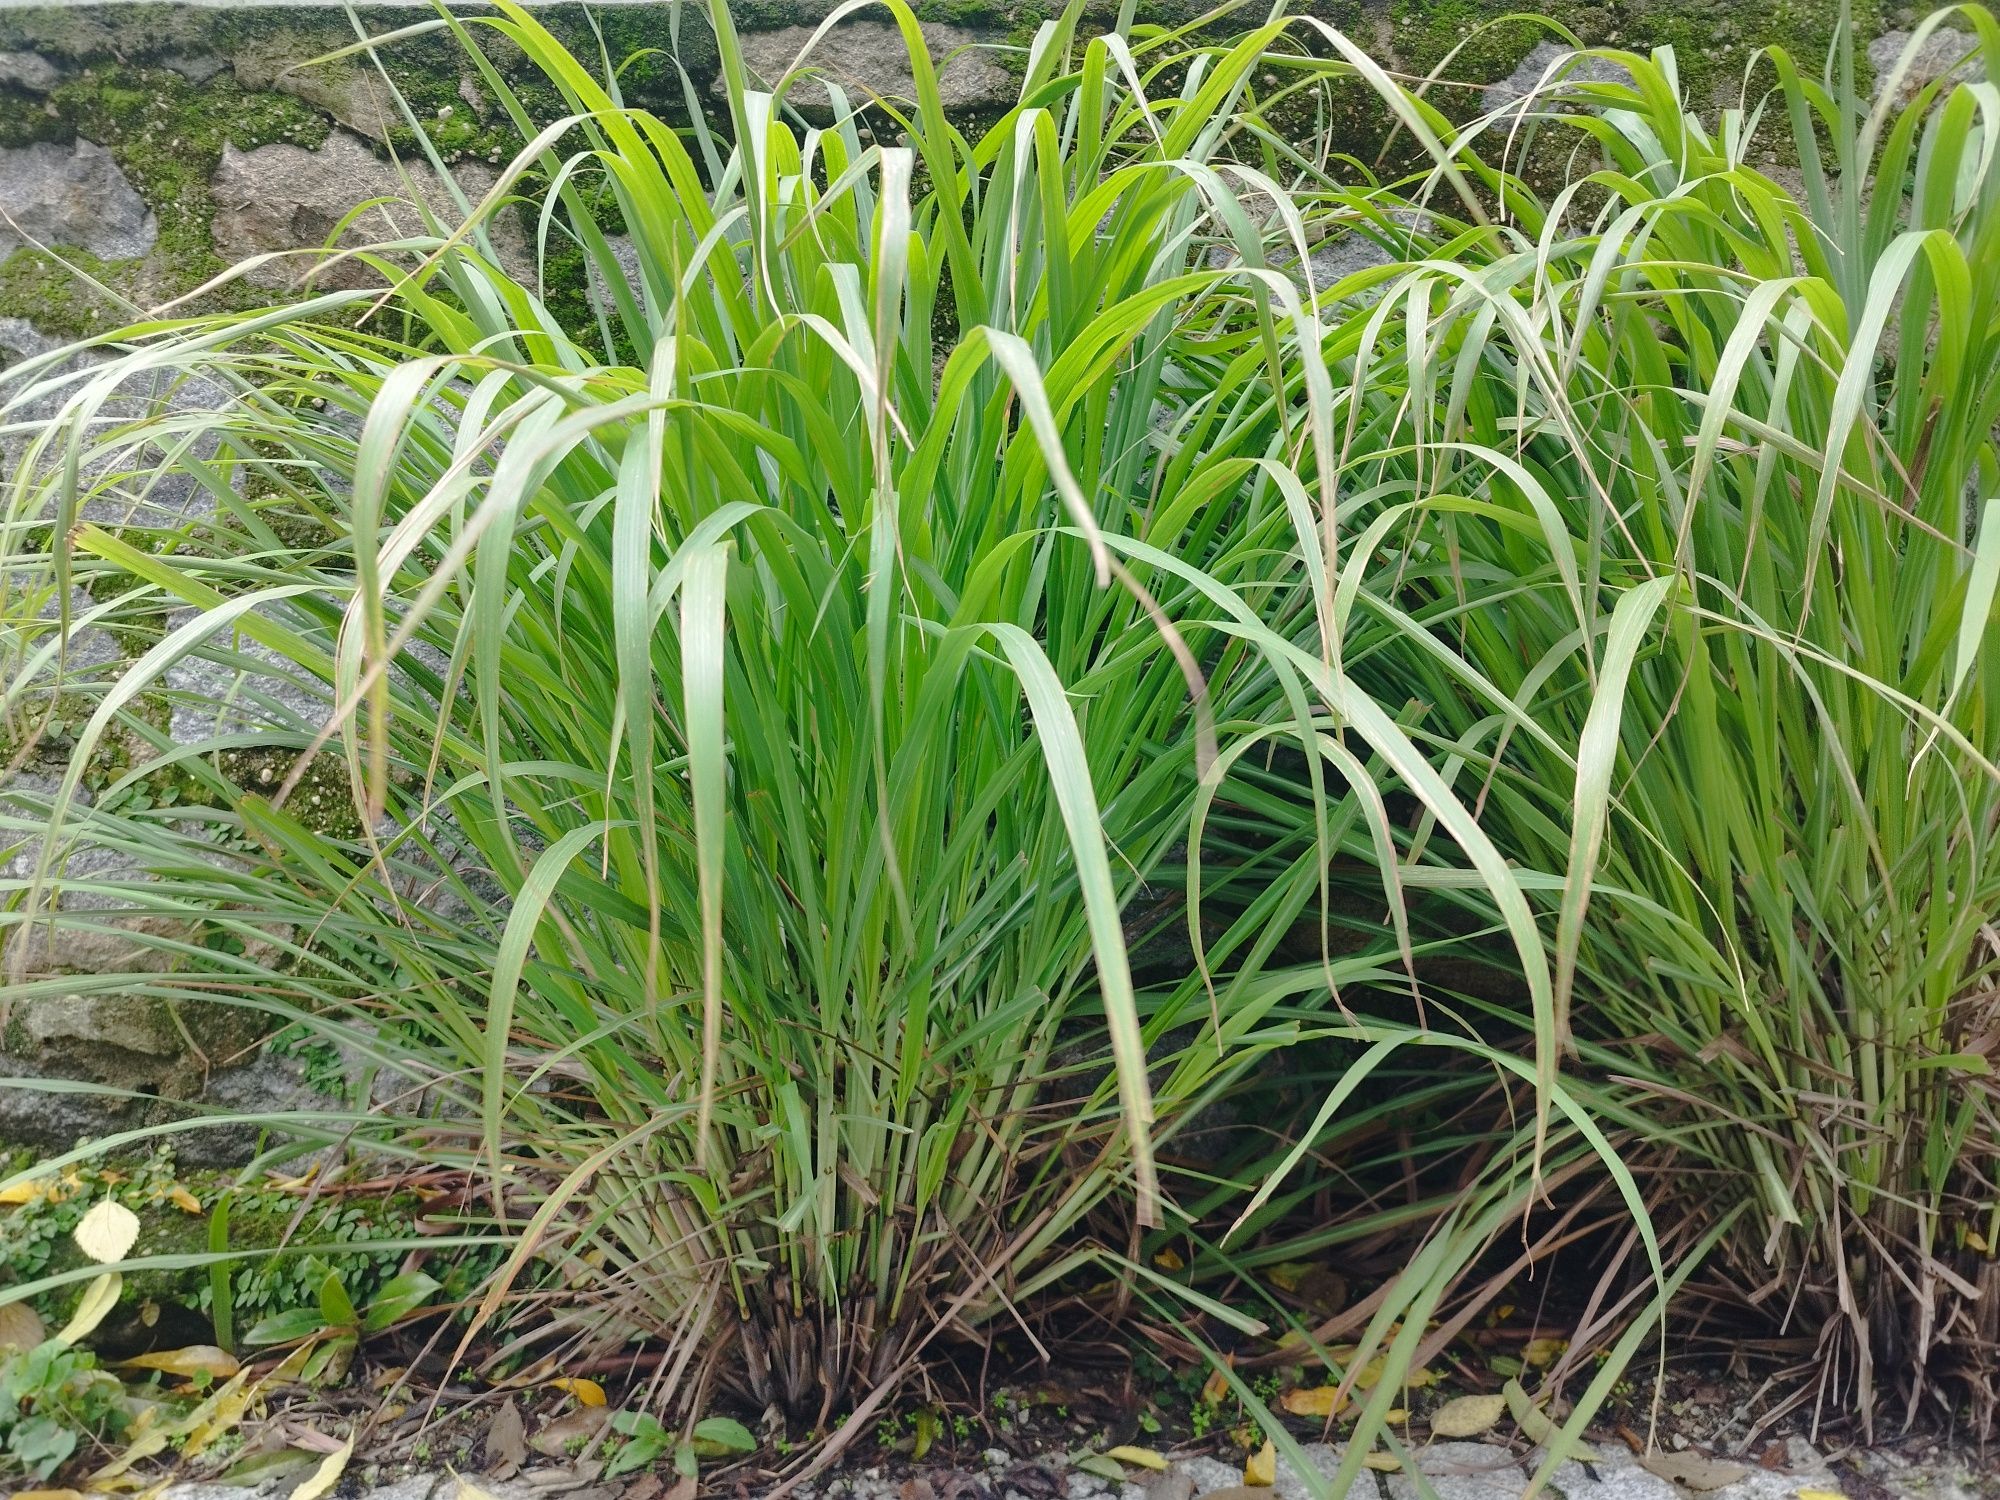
left=1243, top=1439, right=1277, bottom=1487
left=1796, top=1491, right=1848, bottom=1500
left=1199, top=1356, right=1234, bottom=1406
left=0, top=1300, right=46, bottom=1350
left=1267, top=1262, right=1314, bottom=1292
left=1503, top=1378, right=1558, bottom=1446
left=1363, top=1452, right=1402, bottom=1473
left=118, top=1346, right=241, bottom=1380
left=56, top=1273, right=122, bottom=1345
left=1430, top=1393, right=1507, bottom=1438
left=168, top=1186, right=202, bottom=1215
left=88, top=1413, right=171, bottom=1483
left=1638, top=1452, right=1750, bottom=1490
left=549, top=1377, right=606, bottom=1407
left=179, top=1369, right=260, bottom=1460
left=1152, top=1247, right=1185, bottom=1271
left=1522, top=1337, right=1568, bottom=1368
left=73, top=1201, right=141, bottom=1264
left=11, top=1490, right=87, bottom=1499
left=290, top=1435, right=353, bottom=1500
left=4, top=1172, right=91, bottom=1206
left=1103, top=1446, right=1169, bottom=1471
left=266, top=1343, right=318, bottom=1384
left=1279, top=1385, right=1346, bottom=1418
left=1344, top=1353, right=1437, bottom=1391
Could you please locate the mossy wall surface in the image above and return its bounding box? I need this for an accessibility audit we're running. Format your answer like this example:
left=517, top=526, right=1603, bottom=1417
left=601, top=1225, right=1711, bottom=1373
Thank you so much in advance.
left=0, top=0, right=1917, bottom=339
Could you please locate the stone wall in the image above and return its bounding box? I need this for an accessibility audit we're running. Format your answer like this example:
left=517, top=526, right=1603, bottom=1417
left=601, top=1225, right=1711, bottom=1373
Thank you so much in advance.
left=0, top=0, right=1926, bottom=345
left=0, top=0, right=1948, bottom=1156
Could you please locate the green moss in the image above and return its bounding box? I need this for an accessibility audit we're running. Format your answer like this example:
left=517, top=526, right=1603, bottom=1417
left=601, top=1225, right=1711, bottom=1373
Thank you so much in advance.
left=915, top=0, right=1016, bottom=24
left=0, top=65, right=330, bottom=336
left=1386, top=0, right=1878, bottom=110
left=0, top=685, right=172, bottom=794
left=0, top=89, right=68, bottom=150
left=43, top=65, right=326, bottom=295
left=215, top=749, right=365, bottom=840
left=0, top=248, right=131, bottom=343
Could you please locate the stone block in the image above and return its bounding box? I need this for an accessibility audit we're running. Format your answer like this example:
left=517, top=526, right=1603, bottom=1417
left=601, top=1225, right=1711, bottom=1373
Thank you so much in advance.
left=210, top=129, right=530, bottom=289
left=0, top=138, right=157, bottom=262
left=723, top=19, right=1017, bottom=120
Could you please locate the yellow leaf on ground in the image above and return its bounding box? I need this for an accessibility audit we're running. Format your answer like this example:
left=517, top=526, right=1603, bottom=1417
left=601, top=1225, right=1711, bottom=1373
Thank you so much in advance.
left=1796, top=1491, right=1848, bottom=1500
left=1103, top=1446, right=1168, bottom=1471
left=1243, top=1439, right=1277, bottom=1487
left=179, top=1370, right=259, bottom=1460
left=168, top=1186, right=202, bottom=1214
left=1279, top=1385, right=1346, bottom=1418
left=1347, top=1355, right=1436, bottom=1391
left=0, top=1178, right=55, bottom=1206
left=1153, top=1247, right=1184, bottom=1271
left=290, top=1436, right=353, bottom=1500
left=549, top=1377, right=606, bottom=1407
left=1521, top=1337, right=1568, bottom=1368
left=1267, top=1262, right=1314, bottom=1291
left=91, top=1415, right=175, bottom=1481
left=89, top=1481, right=154, bottom=1496
left=1362, top=1452, right=1402, bottom=1473
left=1199, top=1356, right=1234, bottom=1406
left=1430, top=1394, right=1507, bottom=1438
left=74, top=1201, right=140, bottom=1264
left=263, top=1344, right=311, bottom=1384
left=11, top=1490, right=87, bottom=1499
left=118, top=1346, right=240, bottom=1380
left=56, top=1273, right=122, bottom=1345
left=1638, top=1453, right=1750, bottom=1491
left=1503, top=1378, right=1558, bottom=1446
left=0, top=1300, right=47, bottom=1350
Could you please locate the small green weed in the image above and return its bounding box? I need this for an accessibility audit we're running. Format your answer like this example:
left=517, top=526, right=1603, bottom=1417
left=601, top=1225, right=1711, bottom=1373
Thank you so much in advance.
left=0, top=1337, right=128, bottom=1482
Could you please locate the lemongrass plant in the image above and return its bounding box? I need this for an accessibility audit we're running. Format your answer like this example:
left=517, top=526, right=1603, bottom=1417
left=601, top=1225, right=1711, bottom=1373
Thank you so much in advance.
left=0, top=0, right=1609, bottom=1447
left=24, top=0, right=1993, bottom=1469
left=1236, top=3, right=2000, bottom=1438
